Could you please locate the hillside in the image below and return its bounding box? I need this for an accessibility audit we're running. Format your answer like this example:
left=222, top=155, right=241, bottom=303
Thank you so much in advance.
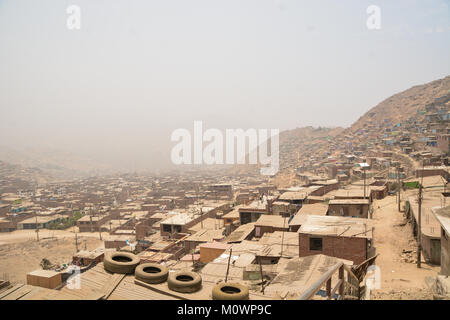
left=0, top=160, right=53, bottom=193
left=274, top=75, right=450, bottom=179
left=348, top=75, right=450, bottom=134
left=0, top=146, right=116, bottom=179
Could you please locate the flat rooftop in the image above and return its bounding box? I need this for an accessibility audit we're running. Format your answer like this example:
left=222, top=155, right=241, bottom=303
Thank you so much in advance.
left=328, top=199, right=370, bottom=205
left=432, top=205, right=450, bottom=235
left=298, top=215, right=373, bottom=239
left=279, top=191, right=307, bottom=201
left=257, top=231, right=299, bottom=258
left=263, top=254, right=353, bottom=299
left=160, top=212, right=197, bottom=226
left=296, top=203, right=329, bottom=216
left=255, top=215, right=289, bottom=229
left=334, top=189, right=367, bottom=198
left=225, top=223, right=255, bottom=243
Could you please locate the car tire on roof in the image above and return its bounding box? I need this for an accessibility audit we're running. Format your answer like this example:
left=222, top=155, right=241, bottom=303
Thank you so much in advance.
left=167, top=270, right=202, bottom=293
left=103, top=252, right=140, bottom=274
left=135, top=263, right=168, bottom=284
left=212, top=282, right=249, bottom=300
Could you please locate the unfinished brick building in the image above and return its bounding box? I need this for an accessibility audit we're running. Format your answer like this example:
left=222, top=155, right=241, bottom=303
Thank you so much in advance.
left=298, top=215, right=375, bottom=265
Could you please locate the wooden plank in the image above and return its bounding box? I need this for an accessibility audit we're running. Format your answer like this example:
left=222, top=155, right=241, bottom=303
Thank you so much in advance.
left=0, top=283, right=25, bottom=299
left=2, top=285, right=33, bottom=300
left=328, top=280, right=343, bottom=300
left=343, top=265, right=360, bottom=283
left=352, top=254, right=379, bottom=281
left=326, top=279, right=331, bottom=298
left=100, top=273, right=126, bottom=300
left=0, top=280, right=10, bottom=291
left=134, top=279, right=188, bottom=300
left=338, top=266, right=345, bottom=297
left=298, top=262, right=343, bottom=300
left=344, top=280, right=359, bottom=291
left=18, top=287, right=49, bottom=300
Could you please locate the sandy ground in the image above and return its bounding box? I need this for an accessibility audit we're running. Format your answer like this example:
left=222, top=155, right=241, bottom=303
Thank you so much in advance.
left=0, top=228, right=104, bottom=283
left=370, top=192, right=439, bottom=300
left=0, top=227, right=103, bottom=246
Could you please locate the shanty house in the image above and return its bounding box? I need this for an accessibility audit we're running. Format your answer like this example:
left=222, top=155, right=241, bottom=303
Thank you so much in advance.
left=298, top=215, right=375, bottom=265
left=328, top=199, right=370, bottom=218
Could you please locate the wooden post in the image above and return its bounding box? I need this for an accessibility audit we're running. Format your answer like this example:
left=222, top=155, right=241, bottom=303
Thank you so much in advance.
left=326, top=278, right=332, bottom=298
left=338, top=265, right=345, bottom=297
left=35, top=216, right=39, bottom=242
left=397, top=166, right=400, bottom=211
left=225, top=248, right=232, bottom=283
left=417, top=183, right=422, bottom=268
left=200, top=207, right=203, bottom=229
left=258, top=257, right=265, bottom=294
left=363, top=168, right=366, bottom=200
left=280, top=216, right=287, bottom=257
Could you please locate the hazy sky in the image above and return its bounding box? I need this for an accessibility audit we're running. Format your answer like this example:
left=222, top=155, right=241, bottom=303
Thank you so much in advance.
left=0, top=0, right=449, bottom=171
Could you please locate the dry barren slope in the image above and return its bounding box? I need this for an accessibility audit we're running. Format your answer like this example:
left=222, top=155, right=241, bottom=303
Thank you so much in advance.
left=349, top=75, right=450, bottom=132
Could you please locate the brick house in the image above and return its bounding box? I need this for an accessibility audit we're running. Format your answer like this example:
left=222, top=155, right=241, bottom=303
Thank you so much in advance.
left=298, top=215, right=375, bottom=265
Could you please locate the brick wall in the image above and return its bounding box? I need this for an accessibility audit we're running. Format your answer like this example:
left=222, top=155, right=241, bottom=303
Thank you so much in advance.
left=298, top=233, right=367, bottom=264
left=136, top=222, right=151, bottom=240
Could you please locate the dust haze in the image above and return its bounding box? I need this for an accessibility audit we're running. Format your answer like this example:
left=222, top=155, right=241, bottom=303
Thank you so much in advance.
left=1, top=0, right=449, bottom=175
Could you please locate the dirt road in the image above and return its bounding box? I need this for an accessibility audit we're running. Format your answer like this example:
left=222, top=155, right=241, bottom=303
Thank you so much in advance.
left=370, top=192, right=439, bottom=299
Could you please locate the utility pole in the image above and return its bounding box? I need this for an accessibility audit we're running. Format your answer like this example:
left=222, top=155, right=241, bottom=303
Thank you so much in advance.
left=280, top=216, right=287, bottom=257
left=258, top=257, right=265, bottom=294
left=35, top=216, right=39, bottom=242
left=225, top=248, right=232, bottom=283
left=200, top=206, right=203, bottom=229
left=417, top=183, right=422, bottom=268
left=75, top=232, right=79, bottom=252
left=397, top=166, right=401, bottom=212
left=363, top=167, right=367, bottom=200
